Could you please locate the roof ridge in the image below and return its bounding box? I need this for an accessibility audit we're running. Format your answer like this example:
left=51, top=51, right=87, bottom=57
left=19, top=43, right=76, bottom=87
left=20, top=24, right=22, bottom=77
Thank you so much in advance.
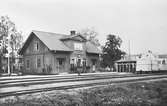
left=61, top=34, right=87, bottom=40
left=32, top=30, right=70, bottom=36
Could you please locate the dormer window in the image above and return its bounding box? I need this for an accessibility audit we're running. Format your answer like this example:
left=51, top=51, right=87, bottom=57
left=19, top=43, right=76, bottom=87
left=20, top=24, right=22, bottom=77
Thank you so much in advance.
left=74, top=43, right=83, bottom=50
left=34, top=41, right=39, bottom=51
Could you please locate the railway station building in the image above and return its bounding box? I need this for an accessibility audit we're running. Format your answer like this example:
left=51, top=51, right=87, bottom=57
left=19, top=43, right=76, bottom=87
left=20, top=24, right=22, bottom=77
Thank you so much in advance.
left=19, top=30, right=101, bottom=74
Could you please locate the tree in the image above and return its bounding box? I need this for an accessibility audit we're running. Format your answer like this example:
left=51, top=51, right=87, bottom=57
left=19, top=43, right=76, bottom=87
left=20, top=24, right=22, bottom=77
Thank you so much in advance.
left=101, top=34, right=126, bottom=68
left=0, top=16, right=23, bottom=73
left=78, top=27, right=100, bottom=46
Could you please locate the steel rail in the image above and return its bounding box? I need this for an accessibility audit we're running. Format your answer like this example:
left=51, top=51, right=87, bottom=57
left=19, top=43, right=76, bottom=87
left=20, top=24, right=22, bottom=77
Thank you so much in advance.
left=0, top=75, right=167, bottom=98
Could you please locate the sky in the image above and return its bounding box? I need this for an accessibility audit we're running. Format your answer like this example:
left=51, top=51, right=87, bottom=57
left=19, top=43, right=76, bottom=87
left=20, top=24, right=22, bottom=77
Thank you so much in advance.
left=0, top=0, right=167, bottom=54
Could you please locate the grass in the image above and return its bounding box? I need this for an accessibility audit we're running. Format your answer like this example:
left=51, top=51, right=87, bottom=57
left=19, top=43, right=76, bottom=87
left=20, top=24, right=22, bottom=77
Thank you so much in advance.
left=1, top=80, right=167, bottom=106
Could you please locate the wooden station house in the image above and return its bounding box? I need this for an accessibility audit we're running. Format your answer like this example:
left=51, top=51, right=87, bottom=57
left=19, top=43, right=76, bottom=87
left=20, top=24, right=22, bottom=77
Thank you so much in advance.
left=19, top=30, right=101, bottom=74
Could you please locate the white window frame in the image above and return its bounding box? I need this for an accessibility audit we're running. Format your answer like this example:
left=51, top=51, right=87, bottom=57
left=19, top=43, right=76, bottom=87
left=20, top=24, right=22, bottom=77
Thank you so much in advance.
left=34, top=41, right=39, bottom=51
left=74, top=43, right=83, bottom=51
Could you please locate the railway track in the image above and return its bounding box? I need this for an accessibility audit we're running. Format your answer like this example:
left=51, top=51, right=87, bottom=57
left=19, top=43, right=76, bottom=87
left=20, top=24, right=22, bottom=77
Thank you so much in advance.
left=1, top=72, right=163, bottom=82
left=0, top=74, right=139, bottom=88
left=0, top=73, right=163, bottom=88
left=0, top=74, right=167, bottom=98
left=0, top=72, right=123, bottom=81
left=0, top=73, right=133, bottom=83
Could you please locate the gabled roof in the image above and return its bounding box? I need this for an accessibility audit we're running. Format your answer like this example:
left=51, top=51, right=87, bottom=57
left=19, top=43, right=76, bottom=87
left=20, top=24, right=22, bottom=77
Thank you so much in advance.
left=19, top=30, right=101, bottom=55
left=32, top=30, right=73, bottom=52
left=86, top=42, right=102, bottom=54
left=19, top=30, right=73, bottom=54
left=116, top=59, right=136, bottom=63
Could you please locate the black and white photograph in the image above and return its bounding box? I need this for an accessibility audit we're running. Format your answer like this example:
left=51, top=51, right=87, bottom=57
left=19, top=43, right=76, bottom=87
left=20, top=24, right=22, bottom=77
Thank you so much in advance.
left=0, top=0, right=167, bottom=106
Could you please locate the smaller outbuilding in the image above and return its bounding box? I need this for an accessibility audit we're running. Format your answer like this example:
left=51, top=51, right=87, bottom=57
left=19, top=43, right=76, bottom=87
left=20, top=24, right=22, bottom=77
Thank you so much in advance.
left=157, top=54, right=167, bottom=71
left=115, top=59, right=136, bottom=73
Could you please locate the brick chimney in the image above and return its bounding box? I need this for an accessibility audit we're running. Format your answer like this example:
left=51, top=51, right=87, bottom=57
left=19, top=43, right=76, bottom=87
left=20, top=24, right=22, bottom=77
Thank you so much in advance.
left=70, top=30, right=76, bottom=36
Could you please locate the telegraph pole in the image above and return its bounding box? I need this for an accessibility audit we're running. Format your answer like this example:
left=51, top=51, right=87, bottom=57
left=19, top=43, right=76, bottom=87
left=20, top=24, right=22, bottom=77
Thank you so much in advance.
left=128, top=40, right=131, bottom=59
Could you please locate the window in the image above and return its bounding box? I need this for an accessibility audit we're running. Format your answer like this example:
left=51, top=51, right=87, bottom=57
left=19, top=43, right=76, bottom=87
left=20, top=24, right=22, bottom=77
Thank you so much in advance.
left=162, top=60, right=166, bottom=65
left=74, top=43, right=83, bottom=50
left=82, top=59, right=86, bottom=66
left=92, top=59, right=97, bottom=65
left=34, top=41, right=39, bottom=51
left=59, top=59, right=63, bottom=65
left=158, top=61, right=161, bottom=64
left=57, top=58, right=65, bottom=66
left=37, top=58, right=41, bottom=68
left=77, top=59, right=81, bottom=67
left=26, top=59, right=30, bottom=69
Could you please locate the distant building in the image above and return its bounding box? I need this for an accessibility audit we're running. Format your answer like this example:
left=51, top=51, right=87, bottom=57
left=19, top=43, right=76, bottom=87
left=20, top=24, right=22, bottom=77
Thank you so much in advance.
left=115, top=59, right=136, bottom=73
left=158, top=54, right=167, bottom=71
left=136, top=51, right=159, bottom=72
left=19, top=30, right=101, bottom=74
left=115, top=51, right=167, bottom=73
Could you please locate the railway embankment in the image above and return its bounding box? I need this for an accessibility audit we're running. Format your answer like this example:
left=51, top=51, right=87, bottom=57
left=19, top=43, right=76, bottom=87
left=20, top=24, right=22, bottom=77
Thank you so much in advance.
left=0, top=80, right=167, bottom=106
left=0, top=74, right=167, bottom=106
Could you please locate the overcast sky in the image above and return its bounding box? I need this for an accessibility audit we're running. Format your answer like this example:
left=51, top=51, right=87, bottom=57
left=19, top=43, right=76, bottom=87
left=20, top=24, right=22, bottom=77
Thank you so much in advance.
left=0, top=0, right=167, bottom=54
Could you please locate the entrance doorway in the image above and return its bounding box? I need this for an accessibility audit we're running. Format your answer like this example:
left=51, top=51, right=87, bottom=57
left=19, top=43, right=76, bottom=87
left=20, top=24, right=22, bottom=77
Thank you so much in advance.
left=56, top=58, right=66, bottom=73
left=91, top=59, right=97, bottom=72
